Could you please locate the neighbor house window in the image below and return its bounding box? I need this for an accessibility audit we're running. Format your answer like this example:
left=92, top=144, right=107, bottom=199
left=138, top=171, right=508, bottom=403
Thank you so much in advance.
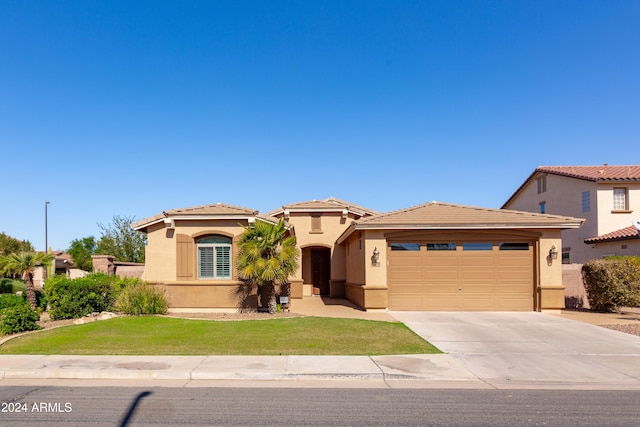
left=537, top=175, right=547, bottom=194
left=613, top=188, right=628, bottom=211
left=539, top=202, right=546, bottom=214
left=582, top=191, right=590, bottom=213
left=197, top=236, right=232, bottom=279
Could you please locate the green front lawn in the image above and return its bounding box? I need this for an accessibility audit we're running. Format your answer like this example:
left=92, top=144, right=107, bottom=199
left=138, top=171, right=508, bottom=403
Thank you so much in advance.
left=0, top=316, right=440, bottom=356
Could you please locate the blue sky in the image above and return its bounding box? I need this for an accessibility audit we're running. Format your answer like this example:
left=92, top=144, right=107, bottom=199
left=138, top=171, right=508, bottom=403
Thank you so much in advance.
left=1, top=1, right=638, bottom=251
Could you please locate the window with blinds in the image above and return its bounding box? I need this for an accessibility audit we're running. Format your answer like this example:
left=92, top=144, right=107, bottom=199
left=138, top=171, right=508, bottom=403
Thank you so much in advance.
left=197, top=236, right=232, bottom=279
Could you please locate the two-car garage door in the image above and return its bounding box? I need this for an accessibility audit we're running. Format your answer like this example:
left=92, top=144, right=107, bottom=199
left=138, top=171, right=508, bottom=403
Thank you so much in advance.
left=388, top=237, right=535, bottom=311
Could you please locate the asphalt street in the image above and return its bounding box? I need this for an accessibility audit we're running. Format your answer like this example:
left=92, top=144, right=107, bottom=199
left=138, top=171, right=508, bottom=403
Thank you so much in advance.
left=2, top=386, right=640, bottom=426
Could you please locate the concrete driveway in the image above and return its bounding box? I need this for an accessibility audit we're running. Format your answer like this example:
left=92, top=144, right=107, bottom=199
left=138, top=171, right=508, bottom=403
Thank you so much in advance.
left=390, top=311, right=640, bottom=389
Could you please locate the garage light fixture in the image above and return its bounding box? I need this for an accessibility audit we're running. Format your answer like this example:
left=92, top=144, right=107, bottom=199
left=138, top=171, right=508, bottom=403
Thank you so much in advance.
left=548, top=245, right=558, bottom=261
left=371, top=247, right=380, bottom=266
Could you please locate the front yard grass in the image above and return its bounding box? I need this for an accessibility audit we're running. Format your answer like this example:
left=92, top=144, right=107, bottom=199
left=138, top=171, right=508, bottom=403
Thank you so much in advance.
left=0, top=316, right=440, bottom=355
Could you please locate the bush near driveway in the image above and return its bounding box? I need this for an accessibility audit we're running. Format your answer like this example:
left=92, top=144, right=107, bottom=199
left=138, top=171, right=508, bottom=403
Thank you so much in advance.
left=582, top=256, right=640, bottom=312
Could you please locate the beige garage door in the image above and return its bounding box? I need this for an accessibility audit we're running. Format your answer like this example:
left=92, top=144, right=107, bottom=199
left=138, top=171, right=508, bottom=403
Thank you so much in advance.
left=388, top=239, right=534, bottom=311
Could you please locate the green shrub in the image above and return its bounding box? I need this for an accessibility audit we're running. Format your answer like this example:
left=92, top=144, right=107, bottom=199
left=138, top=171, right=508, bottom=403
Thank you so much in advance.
left=582, top=257, right=640, bottom=312
left=0, top=278, right=25, bottom=294
left=0, top=278, right=13, bottom=293
left=115, top=281, right=168, bottom=315
left=0, top=305, right=41, bottom=335
left=45, top=273, right=118, bottom=320
left=0, top=294, right=28, bottom=310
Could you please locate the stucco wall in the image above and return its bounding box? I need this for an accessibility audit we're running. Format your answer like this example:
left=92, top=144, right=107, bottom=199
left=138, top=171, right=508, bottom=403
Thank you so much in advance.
left=142, top=219, right=248, bottom=283
left=505, top=173, right=593, bottom=263
left=504, top=172, right=640, bottom=263
left=344, top=231, right=365, bottom=285
left=596, top=184, right=640, bottom=234
left=282, top=211, right=354, bottom=284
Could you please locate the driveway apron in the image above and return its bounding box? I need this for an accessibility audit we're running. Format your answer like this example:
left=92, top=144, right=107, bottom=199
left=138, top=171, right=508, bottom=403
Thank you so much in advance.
left=390, top=311, right=640, bottom=389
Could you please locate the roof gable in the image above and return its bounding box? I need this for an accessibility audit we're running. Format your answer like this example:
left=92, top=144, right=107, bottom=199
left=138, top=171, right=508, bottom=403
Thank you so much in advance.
left=354, top=201, right=584, bottom=229
left=269, top=197, right=380, bottom=216
left=131, top=203, right=268, bottom=232
left=503, top=165, right=640, bottom=208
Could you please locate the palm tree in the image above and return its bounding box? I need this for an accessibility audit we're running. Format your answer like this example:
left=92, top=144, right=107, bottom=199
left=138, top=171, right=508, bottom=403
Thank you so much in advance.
left=0, top=252, right=54, bottom=310
left=236, top=219, right=299, bottom=314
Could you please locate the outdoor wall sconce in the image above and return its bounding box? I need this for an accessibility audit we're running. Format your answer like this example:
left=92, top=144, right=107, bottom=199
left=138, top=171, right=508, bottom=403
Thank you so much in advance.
left=549, top=245, right=558, bottom=260
left=371, top=247, right=380, bottom=266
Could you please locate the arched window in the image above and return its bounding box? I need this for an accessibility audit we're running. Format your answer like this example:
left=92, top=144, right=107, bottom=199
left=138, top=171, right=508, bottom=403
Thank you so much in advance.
left=197, top=236, right=232, bottom=279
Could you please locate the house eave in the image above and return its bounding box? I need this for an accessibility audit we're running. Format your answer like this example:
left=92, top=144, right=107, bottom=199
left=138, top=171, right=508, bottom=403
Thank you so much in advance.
left=336, top=221, right=583, bottom=244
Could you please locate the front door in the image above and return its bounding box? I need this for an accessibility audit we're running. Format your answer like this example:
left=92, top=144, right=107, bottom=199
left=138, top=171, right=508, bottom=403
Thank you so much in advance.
left=311, top=249, right=331, bottom=295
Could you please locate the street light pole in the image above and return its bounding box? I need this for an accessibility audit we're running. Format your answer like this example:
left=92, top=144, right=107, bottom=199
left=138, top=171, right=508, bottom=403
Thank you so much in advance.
left=45, top=201, right=50, bottom=253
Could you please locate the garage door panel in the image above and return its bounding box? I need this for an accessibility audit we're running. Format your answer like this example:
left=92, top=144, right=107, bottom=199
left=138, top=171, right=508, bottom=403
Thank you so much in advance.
left=424, top=268, right=460, bottom=282
left=461, top=256, right=494, bottom=266
left=461, top=270, right=494, bottom=280
left=496, top=297, right=533, bottom=310
left=389, top=268, right=422, bottom=280
left=388, top=239, right=534, bottom=311
left=392, top=284, right=423, bottom=293
left=461, top=297, right=496, bottom=310
left=424, top=283, right=459, bottom=293
left=425, top=256, right=458, bottom=266
left=389, top=296, right=424, bottom=309
left=462, top=283, right=495, bottom=293
left=423, top=296, right=460, bottom=310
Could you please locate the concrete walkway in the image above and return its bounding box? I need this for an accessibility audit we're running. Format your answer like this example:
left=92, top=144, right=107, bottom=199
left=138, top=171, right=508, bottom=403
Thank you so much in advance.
left=1, top=297, right=640, bottom=389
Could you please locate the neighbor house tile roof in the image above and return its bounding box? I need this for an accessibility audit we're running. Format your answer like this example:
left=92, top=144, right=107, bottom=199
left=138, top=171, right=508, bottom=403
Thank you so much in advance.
left=584, top=225, right=640, bottom=244
left=503, top=165, right=640, bottom=208
left=536, top=165, right=640, bottom=182
left=269, top=197, right=380, bottom=216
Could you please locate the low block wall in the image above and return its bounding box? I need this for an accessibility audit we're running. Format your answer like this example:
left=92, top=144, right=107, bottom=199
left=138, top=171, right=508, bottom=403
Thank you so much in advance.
left=562, top=264, right=589, bottom=309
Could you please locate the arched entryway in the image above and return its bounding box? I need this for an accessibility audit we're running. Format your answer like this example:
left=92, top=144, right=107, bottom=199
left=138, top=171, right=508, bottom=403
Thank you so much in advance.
left=302, top=246, right=331, bottom=295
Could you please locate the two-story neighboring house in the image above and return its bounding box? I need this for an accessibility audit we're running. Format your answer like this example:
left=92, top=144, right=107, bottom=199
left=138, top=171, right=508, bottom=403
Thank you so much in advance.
left=502, top=165, right=640, bottom=264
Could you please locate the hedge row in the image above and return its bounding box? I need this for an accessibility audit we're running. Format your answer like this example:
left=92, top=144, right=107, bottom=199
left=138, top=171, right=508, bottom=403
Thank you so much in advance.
left=582, top=256, right=640, bottom=312
left=45, top=274, right=167, bottom=320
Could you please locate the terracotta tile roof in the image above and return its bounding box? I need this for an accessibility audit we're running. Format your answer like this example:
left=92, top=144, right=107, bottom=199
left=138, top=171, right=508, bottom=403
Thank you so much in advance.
left=584, top=225, right=640, bottom=243
left=131, top=203, right=269, bottom=231
left=503, top=165, right=640, bottom=208
left=536, top=165, right=640, bottom=182
left=354, top=201, right=584, bottom=229
left=269, top=197, right=380, bottom=216
left=164, top=203, right=258, bottom=216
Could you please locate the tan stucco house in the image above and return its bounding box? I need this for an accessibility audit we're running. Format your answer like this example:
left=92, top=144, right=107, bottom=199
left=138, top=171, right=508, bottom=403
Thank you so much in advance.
left=132, top=197, right=583, bottom=312
left=503, top=165, right=640, bottom=264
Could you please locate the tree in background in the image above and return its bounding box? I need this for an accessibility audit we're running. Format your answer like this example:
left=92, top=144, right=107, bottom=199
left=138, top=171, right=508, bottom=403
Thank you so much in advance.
left=67, top=236, right=97, bottom=271
left=0, top=232, right=34, bottom=257
left=95, top=215, right=146, bottom=263
left=0, top=252, right=54, bottom=309
left=236, top=219, right=299, bottom=314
